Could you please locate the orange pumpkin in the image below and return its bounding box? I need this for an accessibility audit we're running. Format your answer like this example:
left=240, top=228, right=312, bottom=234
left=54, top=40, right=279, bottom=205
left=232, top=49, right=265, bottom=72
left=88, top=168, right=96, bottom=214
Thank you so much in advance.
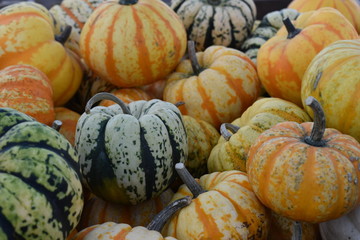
left=99, top=88, right=153, bottom=107
left=0, top=64, right=55, bottom=125
left=256, top=7, right=358, bottom=106
left=247, top=97, right=360, bottom=223
left=288, top=0, right=360, bottom=33
left=54, top=107, right=81, bottom=145
left=80, top=0, right=187, bottom=88
left=0, top=2, right=84, bottom=107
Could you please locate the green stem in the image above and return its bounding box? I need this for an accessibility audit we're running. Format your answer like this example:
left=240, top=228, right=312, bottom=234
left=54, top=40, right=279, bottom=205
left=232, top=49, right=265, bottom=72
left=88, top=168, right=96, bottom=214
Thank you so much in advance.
left=55, top=26, right=72, bottom=44
left=304, top=96, right=326, bottom=147
left=283, top=18, right=301, bottom=39
left=85, top=92, right=131, bottom=115
left=119, top=0, right=138, bottom=5
left=220, top=123, right=240, bottom=141
left=175, top=162, right=206, bottom=198
left=188, top=41, right=203, bottom=75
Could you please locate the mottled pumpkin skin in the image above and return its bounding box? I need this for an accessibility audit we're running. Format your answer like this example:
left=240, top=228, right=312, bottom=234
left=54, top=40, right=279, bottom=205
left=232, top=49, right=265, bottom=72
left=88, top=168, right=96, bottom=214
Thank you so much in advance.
left=288, top=0, right=360, bottom=33
left=301, top=39, right=360, bottom=143
left=163, top=171, right=270, bottom=240
left=163, top=46, right=261, bottom=129
left=55, top=107, right=81, bottom=145
left=0, top=2, right=84, bottom=107
left=80, top=0, right=187, bottom=88
left=257, top=7, right=358, bottom=106
left=0, top=65, right=55, bottom=126
left=208, top=97, right=311, bottom=173
left=99, top=88, right=153, bottom=107
left=247, top=122, right=360, bottom=223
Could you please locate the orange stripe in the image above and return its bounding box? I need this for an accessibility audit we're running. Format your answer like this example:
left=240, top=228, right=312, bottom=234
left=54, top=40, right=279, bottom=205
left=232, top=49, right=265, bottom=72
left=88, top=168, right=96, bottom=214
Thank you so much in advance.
left=0, top=12, right=45, bottom=24
left=73, top=226, right=98, bottom=240
left=62, top=6, right=85, bottom=29
left=84, top=0, right=97, bottom=10
left=113, top=226, right=132, bottom=239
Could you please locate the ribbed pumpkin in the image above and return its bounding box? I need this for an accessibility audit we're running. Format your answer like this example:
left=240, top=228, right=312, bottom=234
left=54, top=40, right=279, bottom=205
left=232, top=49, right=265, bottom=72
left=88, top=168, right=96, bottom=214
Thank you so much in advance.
left=75, top=92, right=188, bottom=205
left=171, top=0, right=257, bottom=51
left=256, top=7, right=358, bottom=106
left=99, top=88, right=153, bottom=107
left=163, top=163, right=270, bottom=239
left=80, top=0, right=187, bottom=88
left=241, top=8, right=300, bottom=64
left=77, top=188, right=174, bottom=231
left=0, top=107, right=83, bottom=239
left=0, top=2, right=84, bottom=107
left=0, top=64, right=55, bottom=126
left=207, top=97, right=311, bottom=173
left=163, top=41, right=261, bottom=129
left=288, top=0, right=360, bottom=33
left=246, top=97, right=360, bottom=223
left=301, top=39, right=360, bottom=143
left=55, top=107, right=81, bottom=145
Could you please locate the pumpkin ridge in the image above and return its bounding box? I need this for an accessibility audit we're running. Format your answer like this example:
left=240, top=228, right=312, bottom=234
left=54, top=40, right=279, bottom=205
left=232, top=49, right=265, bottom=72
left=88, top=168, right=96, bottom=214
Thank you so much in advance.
left=61, top=6, right=85, bottom=28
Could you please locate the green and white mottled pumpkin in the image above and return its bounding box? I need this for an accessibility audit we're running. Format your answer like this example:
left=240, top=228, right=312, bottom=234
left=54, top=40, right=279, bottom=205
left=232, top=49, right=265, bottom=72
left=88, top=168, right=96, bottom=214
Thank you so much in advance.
left=75, top=93, right=188, bottom=205
left=171, top=0, right=257, bottom=51
left=241, top=8, right=300, bottom=64
left=0, top=107, right=83, bottom=239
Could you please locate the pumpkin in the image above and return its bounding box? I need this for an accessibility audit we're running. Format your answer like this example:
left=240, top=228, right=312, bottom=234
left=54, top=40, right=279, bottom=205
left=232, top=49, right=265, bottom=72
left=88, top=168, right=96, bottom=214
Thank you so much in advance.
left=241, top=8, right=300, bottom=64
left=0, top=2, right=84, bottom=107
left=256, top=7, right=359, bottom=106
left=55, top=107, right=81, bottom=145
left=301, top=39, right=360, bottom=143
left=140, top=79, right=167, bottom=100
left=162, top=163, right=270, bottom=239
left=77, top=188, right=174, bottom=231
left=319, top=205, right=360, bottom=240
left=0, top=107, right=83, bottom=239
left=246, top=96, right=360, bottom=223
left=171, top=0, right=257, bottom=51
left=80, top=0, right=187, bottom=88
left=163, top=41, right=261, bottom=129
left=99, top=88, right=153, bottom=107
left=0, top=64, right=55, bottom=126
left=72, top=196, right=191, bottom=240
left=75, top=92, right=188, bottom=205
left=288, top=0, right=360, bottom=33
left=207, top=97, right=311, bottom=173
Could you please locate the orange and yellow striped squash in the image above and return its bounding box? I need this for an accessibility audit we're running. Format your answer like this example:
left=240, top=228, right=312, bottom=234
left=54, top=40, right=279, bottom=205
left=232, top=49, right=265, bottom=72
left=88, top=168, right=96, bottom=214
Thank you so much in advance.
left=246, top=97, right=360, bottom=223
left=256, top=7, right=358, bottom=106
left=301, top=39, right=360, bottom=143
left=0, top=64, right=55, bottom=125
left=163, top=44, right=261, bottom=129
left=55, top=107, right=81, bottom=145
left=0, top=2, right=84, bottom=107
left=79, top=0, right=187, bottom=88
left=98, top=88, right=153, bottom=107
left=288, top=0, right=360, bottom=33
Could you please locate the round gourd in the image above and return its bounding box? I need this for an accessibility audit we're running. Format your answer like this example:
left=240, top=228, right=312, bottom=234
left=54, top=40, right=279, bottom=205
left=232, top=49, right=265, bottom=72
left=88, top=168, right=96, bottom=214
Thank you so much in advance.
left=207, top=97, right=311, bottom=173
left=99, top=88, right=153, bottom=107
left=0, top=64, right=55, bottom=126
left=80, top=0, right=187, bottom=88
left=256, top=7, right=358, bottom=106
left=75, top=92, right=188, bottom=205
left=163, top=41, right=261, bottom=129
left=171, top=0, right=257, bottom=51
left=0, top=2, right=84, bottom=106
left=301, top=39, right=360, bottom=143
left=246, top=97, right=360, bottom=223
left=0, top=107, right=83, bottom=239
left=55, top=107, right=81, bottom=145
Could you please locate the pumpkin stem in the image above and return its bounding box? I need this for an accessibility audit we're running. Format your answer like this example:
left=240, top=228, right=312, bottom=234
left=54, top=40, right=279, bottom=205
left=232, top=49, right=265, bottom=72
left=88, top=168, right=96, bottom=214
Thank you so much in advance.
left=85, top=92, right=131, bottom=115
left=147, top=196, right=191, bottom=232
left=119, top=0, right=138, bottom=5
left=175, top=162, right=206, bottom=198
left=55, top=26, right=72, bottom=44
left=220, top=123, right=240, bottom=141
left=291, top=221, right=302, bottom=240
left=283, top=18, right=301, bottom=39
left=52, top=120, right=62, bottom=132
left=304, top=96, right=326, bottom=147
left=207, top=0, right=221, bottom=5
left=174, top=101, right=185, bottom=107
left=188, top=41, right=203, bottom=75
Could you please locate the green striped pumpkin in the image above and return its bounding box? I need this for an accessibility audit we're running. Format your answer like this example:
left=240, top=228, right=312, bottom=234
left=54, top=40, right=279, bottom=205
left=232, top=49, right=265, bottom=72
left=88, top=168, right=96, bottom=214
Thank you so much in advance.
left=241, top=8, right=300, bottom=64
left=75, top=93, right=188, bottom=205
left=0, top=108, right=83, bottom=239
left=171, top=0, right=257, bottom=51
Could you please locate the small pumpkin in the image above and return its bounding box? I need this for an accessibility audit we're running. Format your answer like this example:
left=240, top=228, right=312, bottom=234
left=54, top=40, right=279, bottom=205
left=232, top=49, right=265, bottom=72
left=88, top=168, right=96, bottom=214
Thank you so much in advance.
left=0, top=107, right=83, bottom=239
left=256, top=7, right=359, bottom=106
left=246, top=96, right=360, bottom=223
left=0, top=64, right=55, bottom=126
left=75, top=92, right=188, bottom=205
left=99, top=88, right=153, bottom=107
left=55, top=107, right=81, bottom=145
left=80, top=0, right=187, bottom=88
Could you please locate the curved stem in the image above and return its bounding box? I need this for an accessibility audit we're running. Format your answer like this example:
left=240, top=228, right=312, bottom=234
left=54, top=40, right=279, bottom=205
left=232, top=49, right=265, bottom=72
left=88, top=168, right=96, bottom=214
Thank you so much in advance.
left=304, top=96, right=326, bottom=147
left=175, top=163, right=205, bottom=198
left=220, top=123, right=240, bottom=141
left=188, top=41, right=203, bottom=75
left=174, top=101, right=185, bottom=107
left=119, top=0, right=138, bottom=5
left=147, top=196, right=191, bottom=232
left=55, top=26, right=72, bottom=44
left=283, top=18, right=301, bottom=39
left=52, top=120, right=62, bottom=132
left=85, top=92, right=131, bottom=115
left=291, top=221, right=302, bottom=240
